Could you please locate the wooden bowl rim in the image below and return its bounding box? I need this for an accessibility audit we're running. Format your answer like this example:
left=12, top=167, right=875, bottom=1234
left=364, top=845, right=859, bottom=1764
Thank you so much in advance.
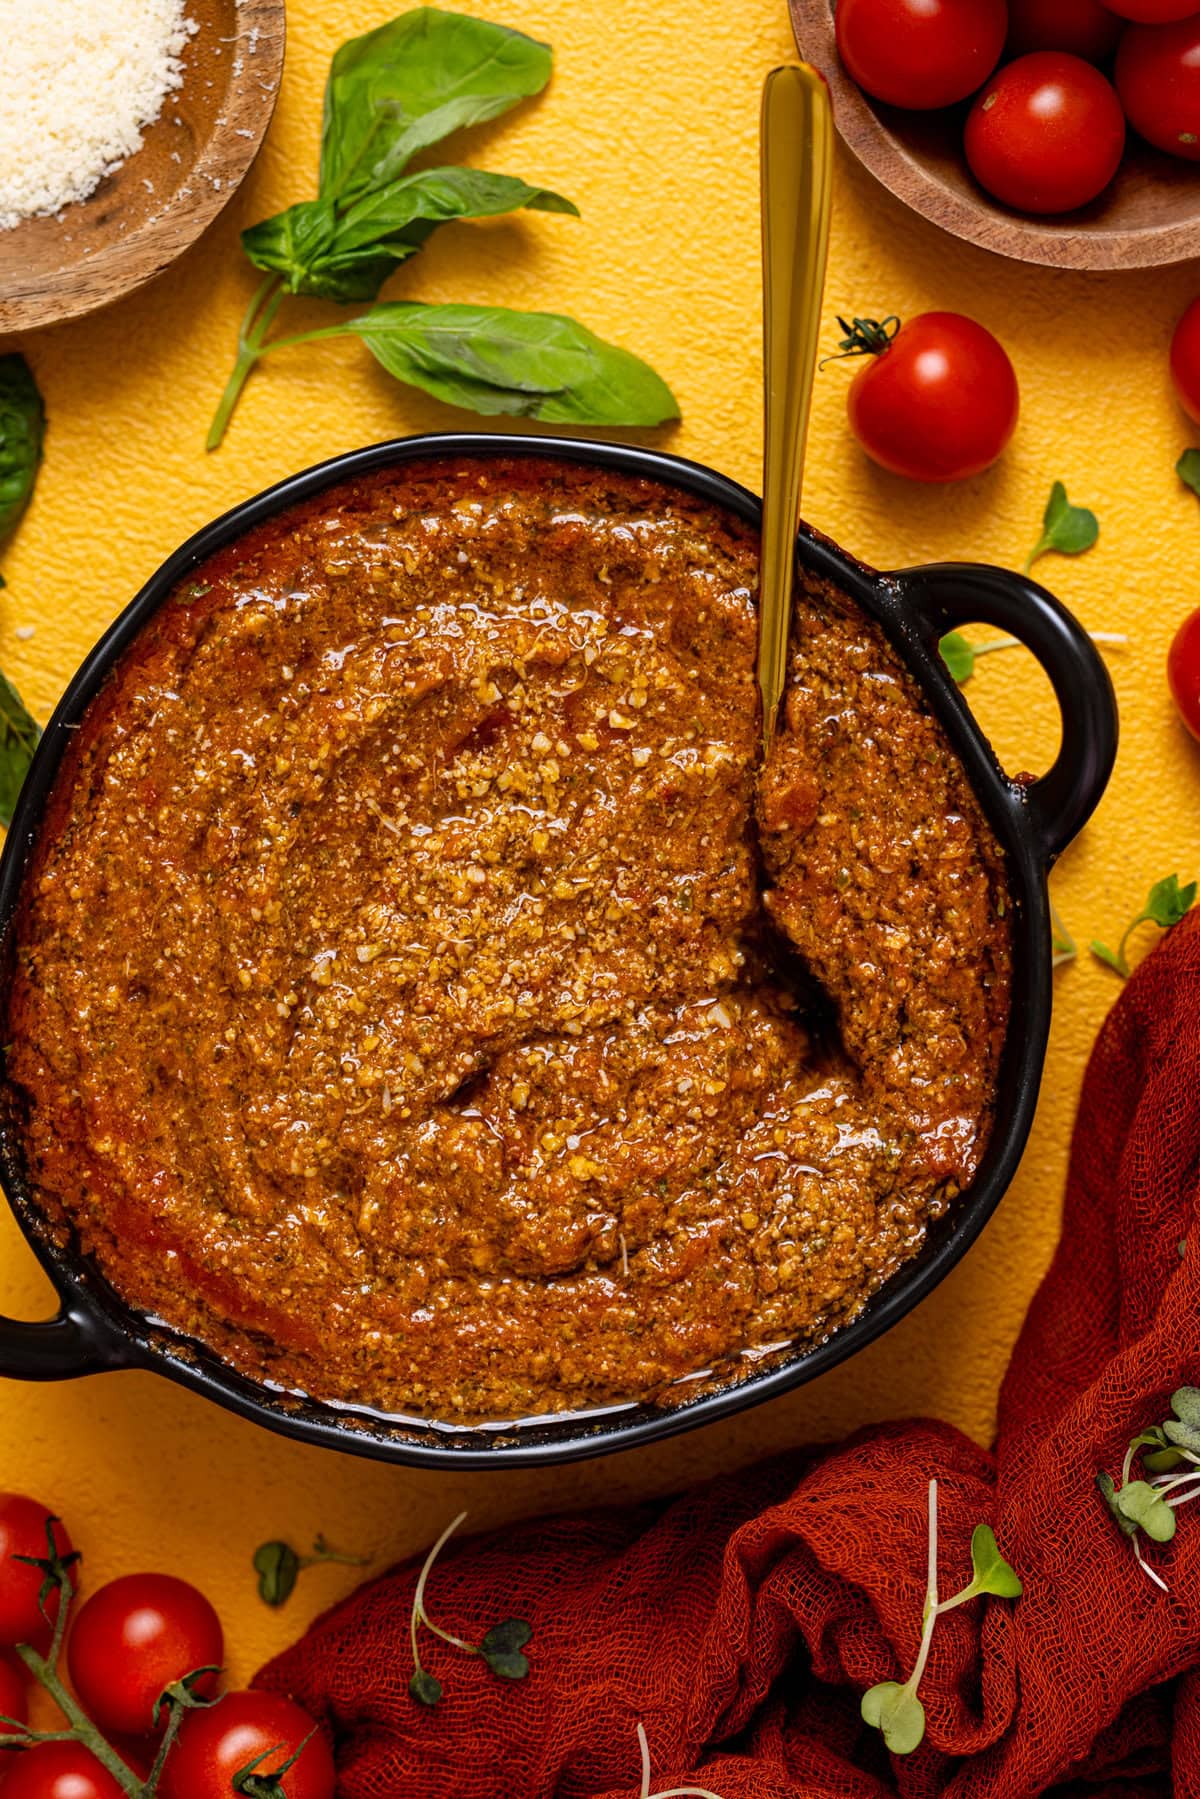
left=0, top=0, right=285, bottom=332
left=789, top=0, right=1200, bottom=272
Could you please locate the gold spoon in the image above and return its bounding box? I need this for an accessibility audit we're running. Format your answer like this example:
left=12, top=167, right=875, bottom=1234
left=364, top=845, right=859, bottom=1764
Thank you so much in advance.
left=757, top=64, right=834, bottom=755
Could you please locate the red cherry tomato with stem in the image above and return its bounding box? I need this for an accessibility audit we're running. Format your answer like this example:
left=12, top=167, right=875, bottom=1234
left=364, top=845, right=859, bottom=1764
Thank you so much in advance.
left=160, top=1692, right=335, bottom=1799
left=0, top=1743, right=124, bottom=1799
left=1006, top=0, right=1123, bottom=60
left=1168, top=609, right=1200, bottom=739
left=1116, top=18, right=1200, bottom=161
left=840, top=312, right=1019, bottom=483
left=1104, top=0, right=1200, bottom=21
left=0, top=1499, right=73, bottom=1655
left=0, top=1650, right=28, bottom=1729
left=966, top=53, right=1126, bottom=212
left=835, top=0, right=1008, bottom=109
left=67, top=1573, right=223, bottom=1738
left=1170, top=297, right=1200, bottom=423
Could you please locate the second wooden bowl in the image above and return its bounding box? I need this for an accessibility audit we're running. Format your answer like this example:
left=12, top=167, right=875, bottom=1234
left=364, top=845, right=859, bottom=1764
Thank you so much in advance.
left=0, top=0, right=285, bottom=332
left=790, top=0, right=1200, bottom=271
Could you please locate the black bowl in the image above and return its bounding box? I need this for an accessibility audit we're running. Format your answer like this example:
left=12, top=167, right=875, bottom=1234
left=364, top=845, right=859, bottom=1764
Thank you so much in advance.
left=0, top=433, right=1118, bottom=1467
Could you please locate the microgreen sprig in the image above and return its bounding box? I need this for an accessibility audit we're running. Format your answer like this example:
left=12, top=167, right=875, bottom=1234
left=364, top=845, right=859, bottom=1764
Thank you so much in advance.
left=938, top=627, right=1125, bottom=687
left=1090, top=874, right=1197, bottom=978
left=0, top=1519, right=220, bottom=1795
left=634, top=1723, right=727, bottom=1799
left=1097, top=1388, right=1200, bottom=1591
left=1023, top=481, right=1099, bottom=575
left=860, top=1481, right=1021, bottom=1757
left=253, top=1534, right=372, bottom=1608
left=1049, top=897, right=1078, bottom=969
left=408, top=1513, right=532, bottom=1707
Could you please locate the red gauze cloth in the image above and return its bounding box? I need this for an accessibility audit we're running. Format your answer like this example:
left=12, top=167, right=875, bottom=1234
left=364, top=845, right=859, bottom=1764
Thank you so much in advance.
left=258, top=914, right=1200, bottom=1798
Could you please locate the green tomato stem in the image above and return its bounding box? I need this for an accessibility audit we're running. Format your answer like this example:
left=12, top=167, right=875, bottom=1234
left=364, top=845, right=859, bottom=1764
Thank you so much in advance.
left=15, top=1644, right=145, bottom=1797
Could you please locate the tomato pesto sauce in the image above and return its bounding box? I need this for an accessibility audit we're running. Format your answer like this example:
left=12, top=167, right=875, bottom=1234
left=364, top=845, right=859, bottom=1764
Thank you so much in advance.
left=5, top=458, right=1011, bottom=1422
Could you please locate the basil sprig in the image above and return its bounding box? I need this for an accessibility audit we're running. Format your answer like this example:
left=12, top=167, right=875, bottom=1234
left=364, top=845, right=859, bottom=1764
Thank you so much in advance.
left=0, top=354, right=45, bottom=585
left=209, top=7, right=677, bottom=447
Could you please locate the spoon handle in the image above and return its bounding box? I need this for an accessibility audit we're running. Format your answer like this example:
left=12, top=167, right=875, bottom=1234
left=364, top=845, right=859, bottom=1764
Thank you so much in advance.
left=758, top=63, right=834, bottom=754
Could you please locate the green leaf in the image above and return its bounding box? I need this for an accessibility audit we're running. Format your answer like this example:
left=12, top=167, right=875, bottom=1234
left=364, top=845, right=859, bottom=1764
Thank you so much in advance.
left=1145, top=873, right=1197, bottom=930
left=861, top=1681, right=926, bottom=1755
left=0, top=670, right=40, bottom=830
left=939, top=630, right=974, bottom=684
left=331, top=300, right=679, bottom=425
left=1115, top=1480, right=1177, bottom=1544
left=1097, top=1469, right=1139, bottom=1537
left=1144, top=1445, right=1189, bottom=1475
left=409, top=1668, right=443, bottom=1706
left=0, top=354, right=44, bottom=552
left=968, top=1524, right=1023, bottom=1599
left=481, top=1618, right=532, bottom=1656
left=482, top=1647, right=529, bottom=1679
left=245, top=170, right=577, bottom=304
left=1024, top=480, right=1099, bottom=573
left=1172, top=1387, right=1200, bottom=1427
left=1089, top=940, right=1127, bottom=977
left=320, top=7, right=553, bottom=204
left=253, top=1540, right=301, bottom=1607
left=1177, top=447, right=1200, bottom=498
left=1163, top=1418, right=1200, bottom=1455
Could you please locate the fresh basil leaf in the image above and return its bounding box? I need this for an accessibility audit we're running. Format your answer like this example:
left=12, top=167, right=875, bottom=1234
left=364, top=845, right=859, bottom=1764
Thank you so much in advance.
left=335, top=166, right=576, bottom=256
left=242, top=200, right=341, bottom=292
left=1024, top=480, right=1098, bottom=573
left=332, top=300, right=680, bottom=424
left=0, top=355, right=44, bottom=575
left=0, top=670, right=40, bottom=829
left=253, top=1540, right=301, bottom=1607
left=246, top=171, right=577, bottom=303
left=939, top=630, right=974, bottom=685
left=968, top=1523, right=1022, bottom=1599
left=1115, top=1479, right=1177, bottom=1544
left=321, top=8, right=553, bottom=204
left=1145, top=873, right=1197, bottom=930
left=1178, top=447, right=1200, bottom=498
left=861, top=1681, right=925, bottom=1755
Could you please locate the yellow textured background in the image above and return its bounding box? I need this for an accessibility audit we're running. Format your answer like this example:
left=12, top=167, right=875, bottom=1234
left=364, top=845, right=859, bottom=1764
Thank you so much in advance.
left=2, top=0, right=1198, bottom=1688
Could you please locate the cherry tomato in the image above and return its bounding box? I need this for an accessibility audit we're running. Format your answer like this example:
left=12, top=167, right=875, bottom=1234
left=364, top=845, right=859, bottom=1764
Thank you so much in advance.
left=835, top=0, right=1007, bottom=109
left=1104, top=0, right=1200, bottom=20
left=0, top=1652, right=28, bottom=1730
left=1006, top=0, right=1123, bottom=60
left=0, top=1499, right=73, bottom=1654
left=844, top=312, right=1019, bottom=483
left=1115, top=17, right=1200, bottom=161
left=66, top=1574, right=223, bottom=1738
left=965, top=53, right=1126, bottom=212
left=1171, top=297, right=1200, bottom=422
left=160, top=1692, right=335, bottom=1799
left=1168, top=608, right=1200, bottom=738
left=0, top=1743, right=124, bottom=1799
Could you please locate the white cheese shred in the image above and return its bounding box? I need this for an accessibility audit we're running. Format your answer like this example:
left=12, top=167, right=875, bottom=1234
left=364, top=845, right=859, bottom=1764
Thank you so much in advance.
left=0, top=0, right=197, bottom=231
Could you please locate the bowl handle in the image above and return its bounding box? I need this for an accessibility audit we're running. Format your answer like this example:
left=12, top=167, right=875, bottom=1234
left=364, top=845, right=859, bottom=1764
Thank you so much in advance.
left=898, top=561, right=1119, bottom=866
left=0, top=1300, right=127, bottom=1381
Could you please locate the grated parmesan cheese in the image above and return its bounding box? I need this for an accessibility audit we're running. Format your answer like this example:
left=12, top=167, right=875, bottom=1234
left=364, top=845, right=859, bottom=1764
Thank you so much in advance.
left=0, top=0, right=197, bottom=231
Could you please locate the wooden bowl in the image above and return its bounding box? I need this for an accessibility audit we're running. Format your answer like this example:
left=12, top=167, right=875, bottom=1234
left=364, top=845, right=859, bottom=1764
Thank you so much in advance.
left=0, top=0, right=285, bottom=332
left=790, top=0, right=1200, bottom=271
